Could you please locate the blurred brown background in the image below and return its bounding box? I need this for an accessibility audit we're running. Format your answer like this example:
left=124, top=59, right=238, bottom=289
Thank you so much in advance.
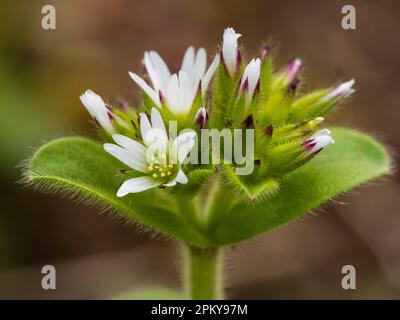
left=0, top=0, right=399, bottom=299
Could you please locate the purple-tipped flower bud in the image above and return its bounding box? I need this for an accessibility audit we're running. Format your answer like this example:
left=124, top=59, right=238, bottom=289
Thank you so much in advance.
left=222, top=27, right=241, bottom=77
left=239, top=58, right=261, bottom=106
left=195, top=107, right=207, bottom=129
left=116, top=99, right=129, bottom=110
left=319, top=79, right=355, bottom=103
left=303, top=129, right=334, bottom=156
left=288, top=78, right=300, bottom=95
left=284, top=58, right=302, bottom=83
left=260, top=44, right=272, bottom=61
left=80, top=90, right=115, bottom=133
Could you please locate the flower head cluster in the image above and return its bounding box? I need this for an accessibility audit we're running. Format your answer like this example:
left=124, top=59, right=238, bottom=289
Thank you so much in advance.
left=80, top=28, right=355, bottom=199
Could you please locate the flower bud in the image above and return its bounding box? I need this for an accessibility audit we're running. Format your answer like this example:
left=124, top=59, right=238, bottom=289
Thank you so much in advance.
left=319, top=79, right=355, bottom=103
left=80, top=90, right=115, bottom=133
left=303, top=129, right=335, bottom=156
left=222, top=27, right=241, bottom=77
left=239, top=58, right=261, bottom=106
left=283, top=58, right=302, bottom=84
left=259, top=44, right=272, bottom=61
left=287, top=78, right=300, bottom=95
left=195, top=107, right=207, bottom=129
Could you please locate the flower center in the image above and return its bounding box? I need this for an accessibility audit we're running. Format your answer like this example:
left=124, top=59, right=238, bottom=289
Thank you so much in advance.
left=147, top=153, right=177, bottom=179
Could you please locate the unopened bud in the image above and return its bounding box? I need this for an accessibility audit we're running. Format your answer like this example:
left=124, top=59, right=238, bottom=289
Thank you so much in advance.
left=319, top=79, right=355, bottom=103
left=195, top=107, right=207, bottom=129
left=303, top=129, right=335, bottom=156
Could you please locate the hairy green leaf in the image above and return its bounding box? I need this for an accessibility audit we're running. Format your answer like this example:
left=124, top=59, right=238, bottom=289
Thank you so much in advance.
left=25, top=127, right=391, bottom=247
left=208, top=127, right=391, bottom=244
left=25, top=137, right=209, bottom=246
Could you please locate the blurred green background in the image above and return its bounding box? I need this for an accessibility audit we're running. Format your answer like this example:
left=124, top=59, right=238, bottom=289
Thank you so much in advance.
left=0, top=0, right=399, bottom=299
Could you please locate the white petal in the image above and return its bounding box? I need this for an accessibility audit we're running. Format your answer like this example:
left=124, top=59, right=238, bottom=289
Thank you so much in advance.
left=112, top=134, right=146, bottom=153
left=177, top=130, right=197, bottom=143
left=149, top=51, right=171, bottom=92
left=181, top=46, right=195, bottom=77
left=151, top=108, right=166, bottom=135
left=111, top=134, right=148, bottom=172
left=311, top=129, right=331, bottom=138
left=166, top=74, right=180, bottom=114
left=163, top=180, right=177, bottom=187
left=194, top=48, right=207, bottom=80
left=175, top=169, right=188, bottom=184
left=129, top=72, right=161, bottom=107
left=144, top=51, right=162, bottom=92
left=201, top=54, right=220, bottom=94
left=169, top=130, right=196, bottom=164
left=117, top=176, right=161, bottom=197
left=104, top=143, right=148, bottom=173
left=176, top=131, right=196, bottom=163
left=178, top=140, right=195, bottom=164
left=178, top=70, right=195, bottom=114
left=140, top=113, right=152, bottom=146
left=144, top=51, right=171, bottom=94
left=79, top=89, right=99, bottom=116
left=144, top=128, right=168, bottom=156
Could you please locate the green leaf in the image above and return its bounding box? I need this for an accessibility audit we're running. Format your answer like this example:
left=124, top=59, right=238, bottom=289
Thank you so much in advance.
left=25, top=127, right=391, bottom=247
left=111, top=287, right=182, bottom=300
left=25, top=137, right=210, bottom=246
left=208, top=127, right=392, bottom=245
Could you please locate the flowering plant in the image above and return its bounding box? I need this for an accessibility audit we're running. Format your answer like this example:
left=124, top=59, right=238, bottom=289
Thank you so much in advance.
left=24, top=28, right=390, bottom=299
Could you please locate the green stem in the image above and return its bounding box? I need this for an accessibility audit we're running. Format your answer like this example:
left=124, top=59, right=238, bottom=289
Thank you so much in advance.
left=183, top=245, right=224, bottom=300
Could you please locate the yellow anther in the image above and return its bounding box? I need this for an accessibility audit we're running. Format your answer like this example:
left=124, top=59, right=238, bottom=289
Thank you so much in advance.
left=152, top=173, right=158, bottom=178
left=168, top=164, right=173, bottom=168
left=148, top=166, right=153, bottom=171
left=161, top=173, right=166, bottom=177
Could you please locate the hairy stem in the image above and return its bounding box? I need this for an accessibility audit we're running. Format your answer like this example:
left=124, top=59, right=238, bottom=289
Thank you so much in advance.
left=183, top=245, right=224, bottom=300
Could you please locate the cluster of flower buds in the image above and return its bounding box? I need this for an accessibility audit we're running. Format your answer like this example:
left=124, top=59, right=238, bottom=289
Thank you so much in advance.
left=79, top=28, right=355, bottom=199
left=214, top=28, right=354, bottom=194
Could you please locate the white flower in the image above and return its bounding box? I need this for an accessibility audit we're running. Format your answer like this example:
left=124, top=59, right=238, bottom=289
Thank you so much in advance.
left=304, top=129, right=335, bottom=156
left=181, top=47, right=220, bottom=95
left=129, top=49, right=219, bottom=116
left=239, top=58, right=261, bottom=106
left=80, top=90, right=114, bottom=133
left=319, top=79, right=355, bottom=103
left=222, top=27, right=241, bottom=77
left=104, top=108, right=196, bottom=196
